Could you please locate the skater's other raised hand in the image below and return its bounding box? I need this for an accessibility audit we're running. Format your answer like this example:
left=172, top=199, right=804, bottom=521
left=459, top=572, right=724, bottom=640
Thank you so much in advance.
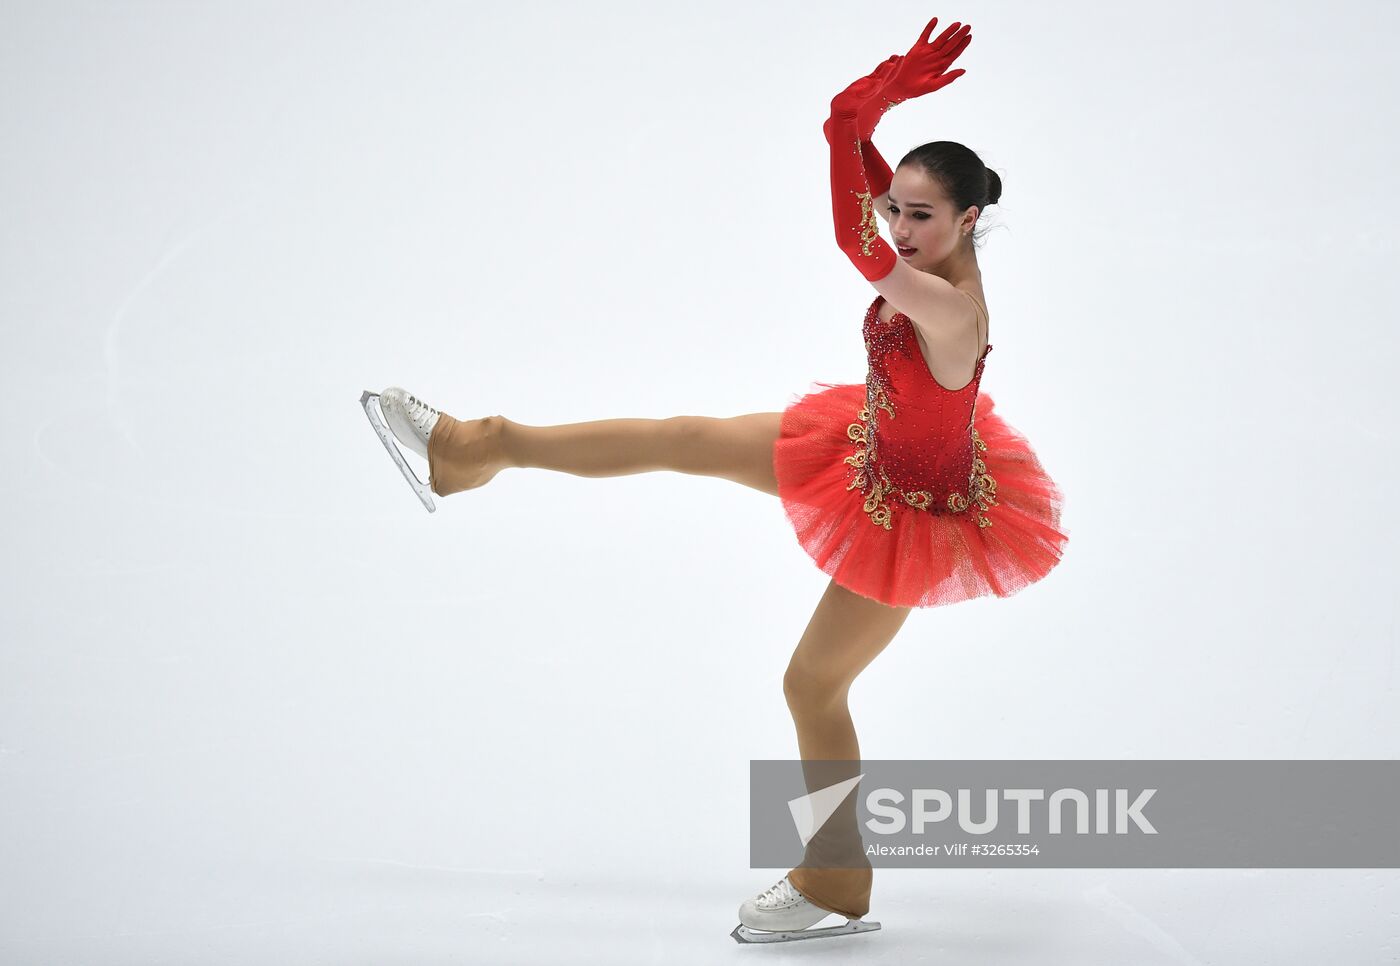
left=824, top=54, right=899, bottom=145
left=830, top=57, right=902, bottom=121
left=884, top=16, right=971, bottom=104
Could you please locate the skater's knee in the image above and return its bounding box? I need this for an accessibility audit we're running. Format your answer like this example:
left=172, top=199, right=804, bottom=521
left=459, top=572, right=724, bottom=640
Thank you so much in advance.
left=783, top=661, right=848, bottom=713
left=665, top=415, right=770, bottom=485
left=664, top=415, right=707, bottom=447
left=662, top=416, right=717, bottom=470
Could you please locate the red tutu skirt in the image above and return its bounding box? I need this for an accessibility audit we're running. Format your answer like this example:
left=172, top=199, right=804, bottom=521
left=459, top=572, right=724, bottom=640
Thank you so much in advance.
left=772, top=383, right=1068, bottom=609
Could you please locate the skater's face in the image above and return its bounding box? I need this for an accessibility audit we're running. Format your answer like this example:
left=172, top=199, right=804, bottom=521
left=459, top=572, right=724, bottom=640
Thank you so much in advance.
left=886, top=167, right=978, bottom=271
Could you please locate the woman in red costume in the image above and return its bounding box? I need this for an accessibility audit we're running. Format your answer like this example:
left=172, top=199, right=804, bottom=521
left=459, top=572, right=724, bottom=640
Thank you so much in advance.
left=361, top=14, right=1067, bottom=944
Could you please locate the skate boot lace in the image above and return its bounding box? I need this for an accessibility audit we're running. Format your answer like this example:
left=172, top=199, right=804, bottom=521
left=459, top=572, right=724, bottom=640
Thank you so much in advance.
left=405, top=394, right=440, bottom=432
left=757, top=877, right=803, bottom=908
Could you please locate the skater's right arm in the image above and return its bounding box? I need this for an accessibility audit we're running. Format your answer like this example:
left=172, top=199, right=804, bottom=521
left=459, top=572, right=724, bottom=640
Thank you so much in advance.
left=826, top=19, right=977, bottom=329
left=823, top=114, right=895, bottom=224
left=825, top=16, right=971, bottom=228
left=827, top=66, right=901, bottom=282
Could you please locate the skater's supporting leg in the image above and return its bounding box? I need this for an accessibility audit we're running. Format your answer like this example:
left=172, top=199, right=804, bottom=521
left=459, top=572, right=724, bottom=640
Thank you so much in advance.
left=497, top=413, right=783, bottom=494
left=782, top=578, right=913, bottom=920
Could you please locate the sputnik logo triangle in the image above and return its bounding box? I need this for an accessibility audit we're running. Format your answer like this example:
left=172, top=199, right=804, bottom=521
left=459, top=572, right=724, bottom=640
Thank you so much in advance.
left=786, top=773, right=864, bottom=847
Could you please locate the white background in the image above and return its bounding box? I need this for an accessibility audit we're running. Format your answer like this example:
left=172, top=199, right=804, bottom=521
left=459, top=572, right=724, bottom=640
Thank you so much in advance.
left=2, top=1, right=1397, bottom=963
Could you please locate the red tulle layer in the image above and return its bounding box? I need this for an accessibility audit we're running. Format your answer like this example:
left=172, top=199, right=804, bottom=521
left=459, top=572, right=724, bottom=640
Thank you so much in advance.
left=772, top=382, right=1069, bottom=609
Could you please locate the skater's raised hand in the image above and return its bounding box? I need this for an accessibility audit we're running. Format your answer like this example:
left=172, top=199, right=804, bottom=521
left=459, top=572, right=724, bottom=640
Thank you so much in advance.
left=885, top=16, right=971, bottom=104
left=827, top=18, right=971, bottom=143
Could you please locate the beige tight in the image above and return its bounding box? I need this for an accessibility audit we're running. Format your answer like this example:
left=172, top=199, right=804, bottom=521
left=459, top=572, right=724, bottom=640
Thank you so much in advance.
left=427, top=410, right=913, bottom=919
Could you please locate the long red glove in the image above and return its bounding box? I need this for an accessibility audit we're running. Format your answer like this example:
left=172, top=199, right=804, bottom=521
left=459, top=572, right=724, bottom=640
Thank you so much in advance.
left=822, top=21, right=973, bottom=199
left=862, top=19, right=973, bottom=138
left=826, top=20, right=972, bottom=282
left=827, top=60, right=902, bottom=281
left=823, top=55, right=900, bottom=199
left=820, top=128, right=896, bottom=203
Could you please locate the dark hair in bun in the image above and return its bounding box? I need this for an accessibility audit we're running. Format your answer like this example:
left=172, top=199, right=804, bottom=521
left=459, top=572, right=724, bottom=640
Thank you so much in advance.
left=898, top=141, right=1001, bottom=248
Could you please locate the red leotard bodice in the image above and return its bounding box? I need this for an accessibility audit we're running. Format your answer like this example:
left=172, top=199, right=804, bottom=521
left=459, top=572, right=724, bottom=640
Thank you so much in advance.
left=845, top=294, right=996, bottom=528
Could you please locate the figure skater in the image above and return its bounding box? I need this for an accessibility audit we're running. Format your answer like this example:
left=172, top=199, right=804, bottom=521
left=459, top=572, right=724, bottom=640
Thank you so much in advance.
left=359, top=15, right=1067, bottom=943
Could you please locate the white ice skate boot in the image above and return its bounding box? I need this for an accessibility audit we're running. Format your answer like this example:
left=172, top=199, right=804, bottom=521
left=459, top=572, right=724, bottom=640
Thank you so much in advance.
left=730, top=875, right=881, bottom=944
left=359, top=387, right=443, bottom=513
left=377, top=387, right=441, bottom=459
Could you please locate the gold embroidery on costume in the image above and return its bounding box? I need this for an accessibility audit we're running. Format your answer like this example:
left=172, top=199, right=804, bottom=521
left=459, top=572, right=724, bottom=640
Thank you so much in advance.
left=843, top=138, right=884, bottom=262
left=849, top=303, right=999, bottom=530
left=900, top=488, right=935, bottom=511
left=845, top=396, right=999, bottom=530
left=854, top=189, right=881, bottom=256
left=946, top=427, right=999, bottom=528
left=843, top=374, right=896, bottom=530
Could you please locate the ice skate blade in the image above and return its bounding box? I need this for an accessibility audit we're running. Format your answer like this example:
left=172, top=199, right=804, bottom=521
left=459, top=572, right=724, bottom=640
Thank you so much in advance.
left=360, top=390, right=435, bottom=513
left=730, top=918, right=880, bottom=944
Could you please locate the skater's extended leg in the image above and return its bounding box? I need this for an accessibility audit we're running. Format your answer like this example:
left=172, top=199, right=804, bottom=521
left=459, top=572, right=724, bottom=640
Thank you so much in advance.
left=782, top=579, right=913, bottom=920
left=497, top=412, right=783, bottom=495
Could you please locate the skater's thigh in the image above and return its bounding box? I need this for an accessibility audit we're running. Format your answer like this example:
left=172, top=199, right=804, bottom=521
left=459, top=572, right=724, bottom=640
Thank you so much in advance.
left=675, top=412, right=783, bottom=496
left=785, top=579, right=913, bottom=694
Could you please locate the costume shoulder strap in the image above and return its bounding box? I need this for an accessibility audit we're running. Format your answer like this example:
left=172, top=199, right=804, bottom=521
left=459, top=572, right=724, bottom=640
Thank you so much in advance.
left=962, top=289, right=988, bottom=355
